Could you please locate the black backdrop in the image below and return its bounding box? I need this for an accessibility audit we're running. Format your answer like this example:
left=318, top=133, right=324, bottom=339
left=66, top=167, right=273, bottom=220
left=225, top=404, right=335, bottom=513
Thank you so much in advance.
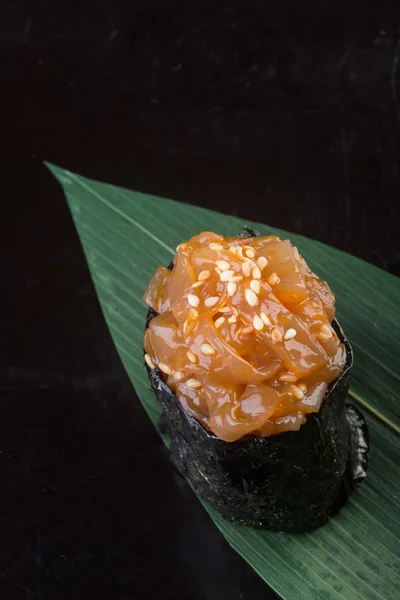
left=1, top=1, right=400, bottom=599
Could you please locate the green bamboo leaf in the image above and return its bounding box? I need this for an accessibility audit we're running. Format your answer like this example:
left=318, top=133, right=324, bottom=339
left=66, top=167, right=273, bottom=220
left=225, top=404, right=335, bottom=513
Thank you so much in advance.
left=48, top=163, right=400, bottom=600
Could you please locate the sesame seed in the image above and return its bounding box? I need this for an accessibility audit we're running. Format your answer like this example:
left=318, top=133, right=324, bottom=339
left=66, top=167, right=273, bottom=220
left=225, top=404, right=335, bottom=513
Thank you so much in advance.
left=267, top=272, right=280, bottom=286
left=215, top=267, right=222, bottom=275
left=215, top=316, right=225, bottom=328
left=241, top=326, right=254, bottom=335
left=188, top=294, right=200, bottom=308
left=257, top=256, right=268, bottom=270
left=186, top=378, right=201, bottom=389
left=260, top=312, right=271, bottom=326
left=236, top=247, right=244, bottom=258
left=215, top=260, right=231, bottom=271
left=229, top=246, right=238, bottom=255
left=198, top=270, right=211, bottom=281
left=159, top=362, right=173, bottom=375
left=293, top=247, right=300, bottom=261
left=253, top=314, right=264, bottom=331
left=205, top=296, right=219, bottom=307
left=187, top=350, right=198, bottom=364
left=176, top=244, right=181, bottom=252
left=252, top=266, right=261, bottom=279
left=231, top=306, right=239, bottom=316
left=320, top=324, right=333, bottom=337
left=298, top=383, right=307, bottom=393
left=291, top=385, right=305, bottom=400
left=228, top=315, right=237, bottom=324
left=218, top=307, right=232, bottom=313
left=284, top=328, right=297, bottom=340
left=174, top=371, right=184, bottom=381
left=227, top=281, right=238, bottom=296
left=245, top=288, right=259, bottom=307
left=209, top=242, right=223, bottom=251
left=245, top=258, right=257, bottom=269
left=271, top=328, right=282, bottom=342
left=250, top=279, right=261, bottom=294
left=220, top=269, right=236, bottom=281
left=245, top=249, right=255, bottom=258
left=242, top=262, right=251, bottom=277
left=279, top=373, right=298, bottom=383
left=201, top=343, right=216, bottom=355
left=230, top=275, right=244, bottom=283
left=144, top=354, right=156, bottom=369
left=183, top=316, right=198, bottom=336
left=317, top=332, right=333, bottom=341
left=188, top=308, right=199, bottom=319
left=192, top=280, right=205, bottom=288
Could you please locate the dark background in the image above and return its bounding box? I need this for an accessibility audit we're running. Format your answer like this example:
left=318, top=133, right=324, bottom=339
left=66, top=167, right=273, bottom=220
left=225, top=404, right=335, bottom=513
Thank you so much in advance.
left=1, top=1, right=400, bottom=599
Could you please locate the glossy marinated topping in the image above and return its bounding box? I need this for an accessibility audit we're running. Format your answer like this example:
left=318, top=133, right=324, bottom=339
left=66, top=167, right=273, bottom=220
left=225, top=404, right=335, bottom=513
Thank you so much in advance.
left=143, top=232, right=346, bottom=442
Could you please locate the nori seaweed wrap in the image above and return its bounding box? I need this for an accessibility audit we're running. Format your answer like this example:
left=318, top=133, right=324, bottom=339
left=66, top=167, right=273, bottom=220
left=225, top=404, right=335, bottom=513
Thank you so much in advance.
left=143, top=228, right=369, bottom=532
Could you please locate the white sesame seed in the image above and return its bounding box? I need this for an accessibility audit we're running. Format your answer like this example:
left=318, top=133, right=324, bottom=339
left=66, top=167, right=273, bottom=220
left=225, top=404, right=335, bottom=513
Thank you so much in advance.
left=317, top=332, right=333, bottom=341
left=174, top=371, right=184, bottom=381
left=245, top=288, right=259, bottom=307
left=236, top=247, right=244, bottom=258
left=198, top=270, right=211, bottom=281
left=205, top=296, right=219, bottom=308
left=229, top=246, right=238, bottom=255
left=279, top=373, right=298, bottom=383
left=317, top=324, right=334, bottom=341
left=260, top=312, right=271, bottom=326
left=201, top=343, right=216, bottom=355
left=220, top=269, right=236, bottom=281
left=257, top=256, right=268, bottom=270
left=242, top=262, right=251, bottom=277
left=159, top=362, right=173, bottom=375
left=298, top=383, right=307, bottom=393
left=228, top=315, right=237, bottom=324
left=192, top=280, right=205, bottom=288
left=215, top=316, right=225, bottom=328
left=241, top=326, right=254, bottom=335
left=291, top=385, right=305, bottom=400
left=209, top=242, right=224, bottom=251
left=187, top=350, right=198, bottom=364
left=320, top=324, right=333, bottom=337
left=214, top=267, right=222, bottom=275
left=245, top=258, right=257, bottom=268
left=271, top=328, right=282, bottom=342
left=253, top=314, right=264, bottom=331
left=245, top=249, right=255, bottom=258
left=284, top=328, right=297, bottom=340
left=227, top=281, right=238, bottom=296
left=188, top=308, right=199, bottom=319
left=267, top=272, right=280, bottom=286
left=176, top=244, right=181, bottom=252
left=183, top=316, right=198, bottom=336
left=252, top=266, right=261, bottom=279
left=215, top=260, right=231, bottom=271
left=186, top=378, right=201, bottom=389
left=230, top=275, right=244, bottom=283
left=250, top=279, right=261, bottom=294
left=188, top=294, right=200, bottom=308
left=144, top=354, right=156, bottom=369
left=218, top=307, right=231, bottom=313
left=231, top=306, right=239, bottom=316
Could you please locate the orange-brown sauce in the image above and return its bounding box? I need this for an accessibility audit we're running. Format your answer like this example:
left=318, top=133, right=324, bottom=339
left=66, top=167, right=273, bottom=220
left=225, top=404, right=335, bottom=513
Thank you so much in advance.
left=143, top=232, right=346, bottom=442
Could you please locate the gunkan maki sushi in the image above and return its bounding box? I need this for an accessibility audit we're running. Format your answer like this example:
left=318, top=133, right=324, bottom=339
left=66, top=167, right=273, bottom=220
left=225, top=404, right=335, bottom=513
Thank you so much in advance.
left=142, top=228, right=369, bottom=532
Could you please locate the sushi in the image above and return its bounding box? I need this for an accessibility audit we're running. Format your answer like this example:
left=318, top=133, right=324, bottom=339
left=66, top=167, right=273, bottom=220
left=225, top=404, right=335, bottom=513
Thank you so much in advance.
left=142, top=228, right=369, bottom=532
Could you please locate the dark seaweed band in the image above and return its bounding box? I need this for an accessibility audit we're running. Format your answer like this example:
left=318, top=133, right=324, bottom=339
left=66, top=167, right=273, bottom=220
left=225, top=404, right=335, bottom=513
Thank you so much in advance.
left=144, top=228, right=369, bottom=532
